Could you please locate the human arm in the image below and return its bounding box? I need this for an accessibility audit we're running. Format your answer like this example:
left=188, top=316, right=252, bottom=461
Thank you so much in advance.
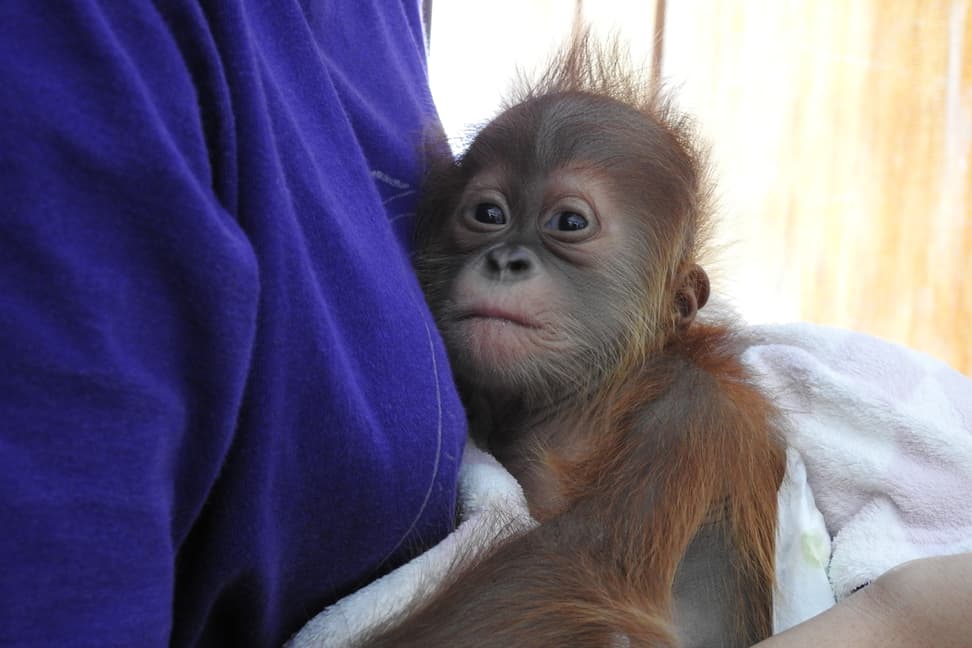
left=756, top=552, right=972, bottom=647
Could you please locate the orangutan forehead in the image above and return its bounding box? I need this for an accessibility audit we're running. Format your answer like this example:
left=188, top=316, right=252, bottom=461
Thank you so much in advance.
left=466, top=93, right=689, bottom=184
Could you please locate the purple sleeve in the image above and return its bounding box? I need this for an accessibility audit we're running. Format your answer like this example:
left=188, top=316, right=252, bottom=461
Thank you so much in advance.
left=0, top=1, right=466, bottom=645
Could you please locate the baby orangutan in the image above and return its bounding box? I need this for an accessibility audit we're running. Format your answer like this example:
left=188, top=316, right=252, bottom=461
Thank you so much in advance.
left=374, top=34, right=786, bottom=647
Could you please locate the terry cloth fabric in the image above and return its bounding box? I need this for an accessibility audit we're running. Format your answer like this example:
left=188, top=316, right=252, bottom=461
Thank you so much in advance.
left=742, top=323, right=972, bottom=601
left=0, top=2, right=466, bottom=646
left=289, top=324, right=972, bottom=644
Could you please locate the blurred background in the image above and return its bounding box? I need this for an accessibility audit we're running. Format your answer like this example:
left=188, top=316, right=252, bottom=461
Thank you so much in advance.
left=425, top=0, right=972, bottom=375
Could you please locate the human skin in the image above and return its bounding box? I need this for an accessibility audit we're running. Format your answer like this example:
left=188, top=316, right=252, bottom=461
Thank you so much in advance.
left=756, top=552, right=972, bottom=647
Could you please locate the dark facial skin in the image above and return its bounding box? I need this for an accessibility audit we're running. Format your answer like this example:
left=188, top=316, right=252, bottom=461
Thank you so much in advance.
left=430, top=164, right=640, bottom=400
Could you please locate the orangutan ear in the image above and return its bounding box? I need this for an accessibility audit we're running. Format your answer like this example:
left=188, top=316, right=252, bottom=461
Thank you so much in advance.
left=674, top=264, right=710, bottom=330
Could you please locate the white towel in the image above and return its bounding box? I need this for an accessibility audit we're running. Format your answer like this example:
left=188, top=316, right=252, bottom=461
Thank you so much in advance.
left=742, top=323, right=972, bottom=602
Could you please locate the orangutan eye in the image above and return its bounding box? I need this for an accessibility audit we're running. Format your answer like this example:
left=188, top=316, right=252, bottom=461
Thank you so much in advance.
left=474, top=203, right=506, bottom=225
left=545, top=211, right=589, bottom=232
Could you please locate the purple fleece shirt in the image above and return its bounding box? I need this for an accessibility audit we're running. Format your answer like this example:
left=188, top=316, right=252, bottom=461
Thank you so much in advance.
left=0, top=1, right=466, bottom=645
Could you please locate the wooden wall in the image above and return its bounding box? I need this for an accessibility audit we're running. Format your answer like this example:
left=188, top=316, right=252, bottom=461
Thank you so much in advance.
left=429, top=1, right=972, bottom=374
left=663, top=0, right=972, bottom=375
